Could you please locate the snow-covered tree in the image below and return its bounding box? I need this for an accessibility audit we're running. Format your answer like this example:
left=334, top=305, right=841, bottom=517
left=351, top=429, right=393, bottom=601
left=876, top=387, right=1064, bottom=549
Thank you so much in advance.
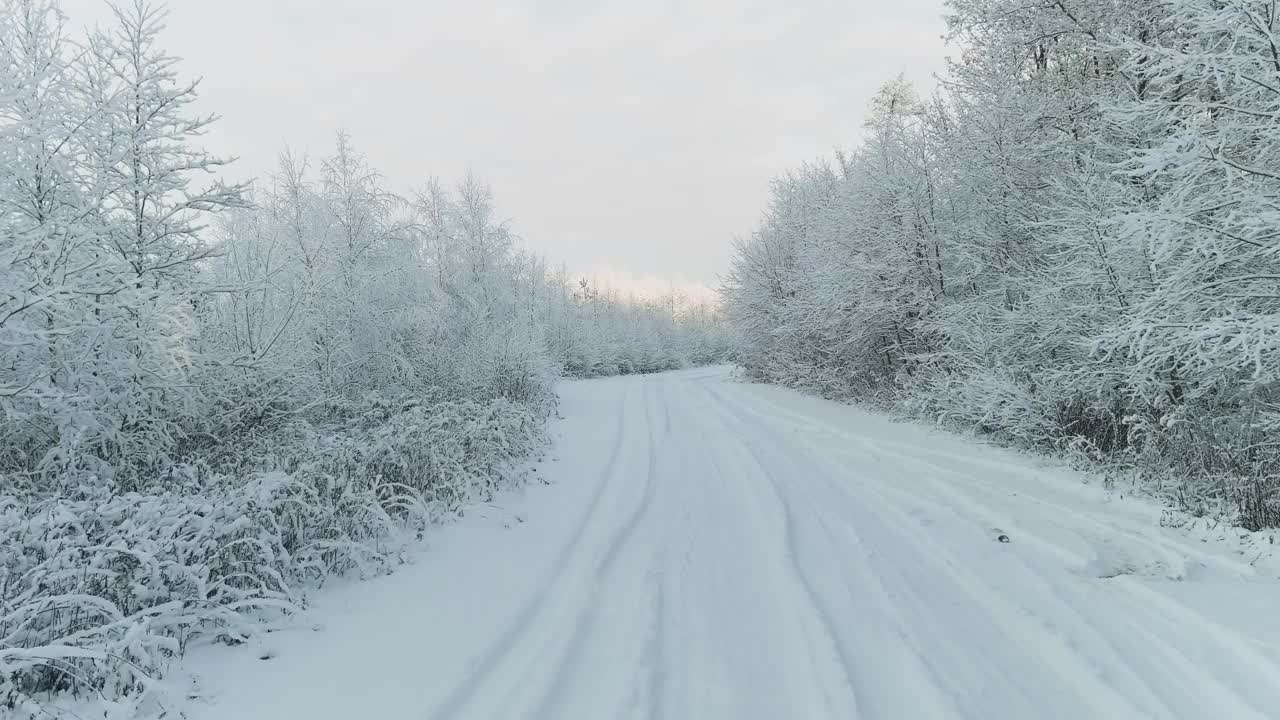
left=0, top=0, right=103, bottom=478
left=61, top=0, right=245, bottom=486
left=1092, top=0, right=1280, bottom=485
left=722, top=0, right=1280, bottom=525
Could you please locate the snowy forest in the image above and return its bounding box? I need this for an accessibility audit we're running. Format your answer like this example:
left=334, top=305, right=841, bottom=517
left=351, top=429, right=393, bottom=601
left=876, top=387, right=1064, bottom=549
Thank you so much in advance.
left=0, top=0, right=729, bottom=713
left=724, top=0, right=1280, bottom=530
left=11, top=0, right=1280, bottom=714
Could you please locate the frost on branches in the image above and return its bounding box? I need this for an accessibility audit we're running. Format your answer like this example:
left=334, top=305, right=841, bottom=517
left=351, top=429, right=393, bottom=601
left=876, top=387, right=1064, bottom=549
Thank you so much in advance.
left=0, top=0, right=731, bottom=714
left=723, top=0, right=1280, bottom=529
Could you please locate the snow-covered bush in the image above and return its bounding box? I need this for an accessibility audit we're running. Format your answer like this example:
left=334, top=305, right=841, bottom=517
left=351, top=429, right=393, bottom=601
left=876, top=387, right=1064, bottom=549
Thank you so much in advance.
left=912, top=366, right=1055, bottom=445
left=0, top=396, right=547, bottom=714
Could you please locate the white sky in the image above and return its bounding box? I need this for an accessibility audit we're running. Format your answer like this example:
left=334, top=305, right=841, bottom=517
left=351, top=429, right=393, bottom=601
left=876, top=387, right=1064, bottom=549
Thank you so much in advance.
left=61, top=0, right=950, bottom=292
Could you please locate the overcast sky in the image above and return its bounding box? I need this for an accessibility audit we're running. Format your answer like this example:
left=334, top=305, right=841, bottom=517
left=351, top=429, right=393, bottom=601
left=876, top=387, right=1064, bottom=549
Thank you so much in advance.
left=63, top=0, right=949, bottom=292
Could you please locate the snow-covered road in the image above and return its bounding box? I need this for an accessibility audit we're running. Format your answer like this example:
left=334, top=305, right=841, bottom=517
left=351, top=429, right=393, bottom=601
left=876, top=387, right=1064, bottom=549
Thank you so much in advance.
left=186, top=367, right=1280, bottom=720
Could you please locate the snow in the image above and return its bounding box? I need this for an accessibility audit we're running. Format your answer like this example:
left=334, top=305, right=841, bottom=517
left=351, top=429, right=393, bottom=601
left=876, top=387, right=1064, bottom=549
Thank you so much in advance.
left=178, top=367, right=1280, bottom=720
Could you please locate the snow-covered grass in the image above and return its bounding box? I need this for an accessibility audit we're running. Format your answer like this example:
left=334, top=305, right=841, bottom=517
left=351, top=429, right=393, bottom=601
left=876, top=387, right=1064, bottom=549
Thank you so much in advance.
left=0, top=397, right=549, bottom=718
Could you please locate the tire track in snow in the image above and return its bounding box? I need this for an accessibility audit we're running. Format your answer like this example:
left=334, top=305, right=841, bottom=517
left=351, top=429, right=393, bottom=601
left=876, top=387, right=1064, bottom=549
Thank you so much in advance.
left=754, top=411, right=1140, bottom=711
left=424, top=379, right=643, bottom=720
left=705, top=383, right=1156, bottom=719
left=644, top=560, right=669, bottom=720
left=700, top=382, right=962, bottom=718
left=814, top=429, right=1280, bottom=709
left=807, top=464, right=1186, bottom=718
left=701, top=382, right=965, bottom=716
left=643, top=379, right=673, bottom=720
left=693, top=381, right=865, bottom=719
left=803, top=447, right=1233, bottom=716
left=909, top=450, right=1248, bottom=577
left=722, top=379, right=1237, bottom=576
left=814, top=484, right=1141, bottom=713
left=529, top=376, right=667, bottom=719
left=804, top=500, right=967, bottom=719
left=727, top=381, right=1280, bottom=717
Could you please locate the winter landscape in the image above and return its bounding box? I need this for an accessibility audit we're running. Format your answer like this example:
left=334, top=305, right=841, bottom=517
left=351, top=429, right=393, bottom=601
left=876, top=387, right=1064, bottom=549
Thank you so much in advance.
left=3, top=0, right=1280, bottom=718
